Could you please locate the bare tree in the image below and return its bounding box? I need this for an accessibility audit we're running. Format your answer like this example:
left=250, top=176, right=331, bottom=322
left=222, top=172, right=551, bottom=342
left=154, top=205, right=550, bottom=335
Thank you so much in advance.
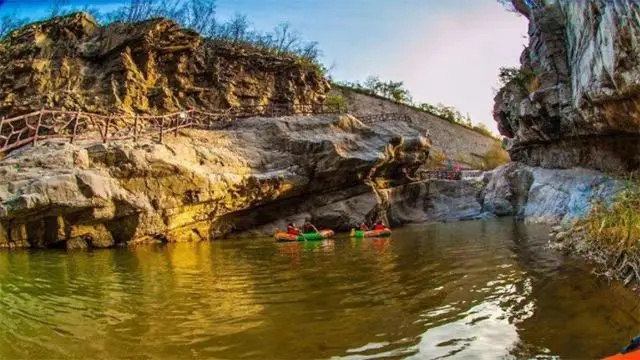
left=273, top=22, right=300, bottom=53
left=80, top=5, right=104, bottom=21
left=100, top=0, right=162, bottom=23
left=181, top=0, right=217, bottom=36
left=298, top=41, right=321, bottom=61
left=216, top=13, right=250, bottom=43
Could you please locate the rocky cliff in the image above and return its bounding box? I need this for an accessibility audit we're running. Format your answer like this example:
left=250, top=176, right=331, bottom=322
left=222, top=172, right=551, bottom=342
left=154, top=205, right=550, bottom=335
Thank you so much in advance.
left=0, top=13, right=329, bottom=117
left=332, top=88, right=498, bottom=165
left=0, top=114, right=431, bottom=249
left=494, top=0, right=640, bottom=172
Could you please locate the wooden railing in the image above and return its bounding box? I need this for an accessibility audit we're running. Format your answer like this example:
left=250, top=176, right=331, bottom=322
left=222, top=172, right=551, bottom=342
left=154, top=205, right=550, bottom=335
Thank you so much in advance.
left=421, top=170, right=462, bottom=181
left=0, top=103, right=345, bottom=155
left=357, top=112, right=412, bottom=124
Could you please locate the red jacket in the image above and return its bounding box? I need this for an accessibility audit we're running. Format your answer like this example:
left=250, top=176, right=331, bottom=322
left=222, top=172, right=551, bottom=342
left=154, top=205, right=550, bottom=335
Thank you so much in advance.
left=287, top=226, right=300, bottom=235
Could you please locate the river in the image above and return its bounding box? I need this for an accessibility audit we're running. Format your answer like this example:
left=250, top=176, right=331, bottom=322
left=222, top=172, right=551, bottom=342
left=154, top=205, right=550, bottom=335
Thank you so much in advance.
left=0, top=218, right=638, bottom=359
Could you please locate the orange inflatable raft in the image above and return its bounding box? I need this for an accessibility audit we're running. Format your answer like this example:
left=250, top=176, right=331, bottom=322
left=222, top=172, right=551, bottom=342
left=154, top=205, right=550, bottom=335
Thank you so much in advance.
left=350, top=228, right=392, bottom=238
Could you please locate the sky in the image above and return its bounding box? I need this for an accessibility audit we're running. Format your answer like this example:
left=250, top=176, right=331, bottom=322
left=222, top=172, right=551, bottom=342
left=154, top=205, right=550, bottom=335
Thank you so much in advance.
left=0, top=0, right=529, bottom=134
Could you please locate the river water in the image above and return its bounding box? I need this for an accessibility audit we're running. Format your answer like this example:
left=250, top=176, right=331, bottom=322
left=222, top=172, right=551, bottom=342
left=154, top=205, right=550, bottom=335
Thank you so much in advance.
left=0, top=218, right=638, bottom=359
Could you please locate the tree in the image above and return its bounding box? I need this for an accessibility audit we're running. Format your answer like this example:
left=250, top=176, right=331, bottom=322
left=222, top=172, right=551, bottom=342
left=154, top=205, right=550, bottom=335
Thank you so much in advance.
left=100, top=0, right=159, bottom=23
left=298, top=41, right=321, bottom=61
left=177, top=0, right=217, bottom=37
left=125, top=0, right=159, bottom=22
left=0, top=0, right=325, bottom=70
left=216, top=13, right=251, bottom=43
left=273, top=22, right=299, bottom=53
left=473, top=123, right=493, bottom=137
left=350, top=76, right=413, bottom=104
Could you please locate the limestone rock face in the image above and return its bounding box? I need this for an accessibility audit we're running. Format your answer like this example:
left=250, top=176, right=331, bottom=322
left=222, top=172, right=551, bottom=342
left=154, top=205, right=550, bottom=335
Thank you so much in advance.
left=0, top=13, right=329, bottom=117
left=481, top=163, right=533, bottom=217
left=481, top=164, right=621, bottom=224
left=0, top=114, right=430, bottom=248
left=494, top=0, right=640, bottom=171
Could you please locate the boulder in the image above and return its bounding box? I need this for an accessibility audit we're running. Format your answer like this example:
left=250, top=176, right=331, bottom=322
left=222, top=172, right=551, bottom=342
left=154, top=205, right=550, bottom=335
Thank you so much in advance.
left=481, top=163, right=533, bottom=217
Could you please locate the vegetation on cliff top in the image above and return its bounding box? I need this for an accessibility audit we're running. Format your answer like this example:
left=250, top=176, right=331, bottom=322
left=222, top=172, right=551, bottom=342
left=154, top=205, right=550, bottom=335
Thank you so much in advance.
left=480, top=143, right=511, bottom=170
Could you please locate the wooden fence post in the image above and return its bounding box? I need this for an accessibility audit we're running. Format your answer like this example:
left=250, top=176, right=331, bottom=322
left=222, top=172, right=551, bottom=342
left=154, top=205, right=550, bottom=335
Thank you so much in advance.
left=159, top=118, right=164, bottom=144
left=174, top=115, right=179, bottom=137
left=70, top=111, right=79, bottom=144
left=33, top=109, right=43, bottom=147
left=133, top=114, right=138, bottom=142
left=103, top=116, right=111, bottom=144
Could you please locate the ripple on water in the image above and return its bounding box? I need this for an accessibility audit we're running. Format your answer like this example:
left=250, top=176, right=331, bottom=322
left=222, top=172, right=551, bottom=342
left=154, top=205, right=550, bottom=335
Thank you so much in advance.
left=0, top=219, right=639, bottom=359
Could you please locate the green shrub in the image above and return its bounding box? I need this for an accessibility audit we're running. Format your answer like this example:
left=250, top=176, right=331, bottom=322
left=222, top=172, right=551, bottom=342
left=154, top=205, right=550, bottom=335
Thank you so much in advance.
left=427, top=149, right=447, bottom=168
left=472, top=123, right=493, bottom=138
left=581, top=180, right=640, bottom=253
left=325, top=93, right=347, bottom=111
left=498, top=66, right=539, bottom=94
left=480, top=142, right=510, bottom=170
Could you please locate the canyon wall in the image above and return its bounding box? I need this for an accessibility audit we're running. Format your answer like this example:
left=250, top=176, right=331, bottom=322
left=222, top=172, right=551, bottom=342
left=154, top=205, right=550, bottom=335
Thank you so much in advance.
left=494, top=0, right=640, bottom=172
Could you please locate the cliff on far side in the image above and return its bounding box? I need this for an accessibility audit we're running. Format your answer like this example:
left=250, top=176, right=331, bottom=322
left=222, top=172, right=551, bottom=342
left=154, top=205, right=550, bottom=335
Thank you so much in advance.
left=494, top=0, right=640, bottom=172
left=331, top=88, right=499, bottom=167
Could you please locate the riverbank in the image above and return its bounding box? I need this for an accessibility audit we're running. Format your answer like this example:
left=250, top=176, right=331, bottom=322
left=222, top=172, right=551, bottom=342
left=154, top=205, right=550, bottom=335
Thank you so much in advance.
left=0, top=134, right=625, bottom=248
left=546, top=180, right=640, bottom=293
left=483, top=164, right=640, bottom=290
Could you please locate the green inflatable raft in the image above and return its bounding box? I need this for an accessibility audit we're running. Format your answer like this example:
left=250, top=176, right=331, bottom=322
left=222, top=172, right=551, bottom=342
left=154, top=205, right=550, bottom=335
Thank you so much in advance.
left=275, top=230, right=335, bottom=242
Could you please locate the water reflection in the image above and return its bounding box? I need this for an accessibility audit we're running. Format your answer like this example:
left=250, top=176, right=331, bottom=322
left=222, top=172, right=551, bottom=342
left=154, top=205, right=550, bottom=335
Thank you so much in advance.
left=0, top=218, right=638, bottom=359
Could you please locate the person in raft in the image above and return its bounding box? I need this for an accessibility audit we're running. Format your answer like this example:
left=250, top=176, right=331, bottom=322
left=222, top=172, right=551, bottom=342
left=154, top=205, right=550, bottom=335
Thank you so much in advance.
left=302, top=222, right=319, bottom=234
left=359, top=223, right=369, bottom=231
left=373, top=220, right=386, bottom=231
left=287, top=223, right=301, bottom=235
